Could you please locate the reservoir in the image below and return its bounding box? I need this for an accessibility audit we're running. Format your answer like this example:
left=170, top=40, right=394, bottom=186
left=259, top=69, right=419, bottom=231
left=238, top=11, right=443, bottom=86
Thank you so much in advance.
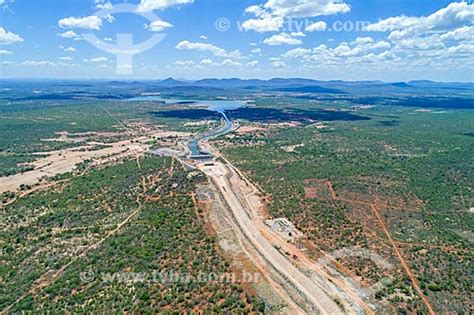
left=125, top=96, right=244, bottom=113
left=127, top=96, right=244, bottom=157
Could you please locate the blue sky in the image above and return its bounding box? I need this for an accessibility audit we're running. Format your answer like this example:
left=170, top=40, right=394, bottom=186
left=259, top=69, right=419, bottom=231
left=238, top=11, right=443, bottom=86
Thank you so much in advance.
left=0, top=0, right=473, bottom=81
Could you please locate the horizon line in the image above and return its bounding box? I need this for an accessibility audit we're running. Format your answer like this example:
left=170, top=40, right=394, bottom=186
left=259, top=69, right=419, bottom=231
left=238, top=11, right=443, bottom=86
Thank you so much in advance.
left=0, top=77, right=473, bottom=84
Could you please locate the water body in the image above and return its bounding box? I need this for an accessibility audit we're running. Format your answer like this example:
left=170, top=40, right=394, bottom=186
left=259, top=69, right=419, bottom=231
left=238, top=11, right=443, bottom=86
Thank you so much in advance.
left=129, top=96, right=244, bottom=157
left=125, top=96, right=244, bottom=113
left=126, top=96, right=190, bottom=103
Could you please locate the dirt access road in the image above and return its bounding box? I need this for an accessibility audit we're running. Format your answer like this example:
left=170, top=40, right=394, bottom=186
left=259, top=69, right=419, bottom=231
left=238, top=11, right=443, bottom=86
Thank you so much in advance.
left=199, top=161, right=352, bottom=314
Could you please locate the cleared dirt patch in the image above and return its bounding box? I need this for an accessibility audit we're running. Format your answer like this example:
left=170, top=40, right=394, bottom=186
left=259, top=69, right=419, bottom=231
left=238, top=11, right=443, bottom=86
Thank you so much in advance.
left=281, top=143, right=305, bottom=153
left=303, top=179, right=332, bottom=200
left=236, top=125, right=268, bottom=135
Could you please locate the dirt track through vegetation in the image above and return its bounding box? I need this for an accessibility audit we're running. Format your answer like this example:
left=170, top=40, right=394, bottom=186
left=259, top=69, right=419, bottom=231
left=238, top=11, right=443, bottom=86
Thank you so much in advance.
left=369, top=203, right=436, bottom=315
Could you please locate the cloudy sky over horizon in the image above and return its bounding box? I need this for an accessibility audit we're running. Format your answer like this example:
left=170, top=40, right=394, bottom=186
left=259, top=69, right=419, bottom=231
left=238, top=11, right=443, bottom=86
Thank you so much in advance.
left=0, top=0, right=473, bottom=81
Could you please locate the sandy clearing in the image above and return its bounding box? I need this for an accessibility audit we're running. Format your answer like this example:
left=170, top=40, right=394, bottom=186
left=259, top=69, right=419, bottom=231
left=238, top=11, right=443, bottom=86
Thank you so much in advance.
left=236, top=125, right=268, bottom=135
left=268, top=121, right=303, bottom=128
left=41, top=131, right=132, bottom=144
left=0, top=139, right=148, bottom=194
left=281, top=143, right=305, bottom=153
left=184, top=120, right=214, bottom=127
left=1, top=128, right=193, bottom=194
left=153, top=131, right=192, bottom=138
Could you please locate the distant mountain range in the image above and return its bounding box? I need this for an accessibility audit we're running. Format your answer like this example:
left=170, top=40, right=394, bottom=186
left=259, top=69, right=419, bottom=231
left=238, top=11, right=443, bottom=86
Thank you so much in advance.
left=5, top=78, right=472, bottom=106
left=106, top=78, right=472, bottom=92
left=4, top=77, right=454, bottom=96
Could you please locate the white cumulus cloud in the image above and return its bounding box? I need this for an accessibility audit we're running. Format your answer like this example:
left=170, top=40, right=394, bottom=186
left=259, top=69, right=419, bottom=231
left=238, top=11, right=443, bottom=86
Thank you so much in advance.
left=0, top=27, right=23, bottom=45
left=282, top=47, right=312, bottom=59
left=241, top=15, right=284, bottom=33
left=365, top=1, right=474, bottom=39
left=59, top=15, right=102, bottom=30
left=282, top=37, right=392, bottom=64
left=137, top=0, right=194, bottom=12
left=200, top=58, right=213, bottom=65
left=263, top=32, right=303, bottom=45
left=199, top=58, right=242, bottom=67
left=58, top=45, right=77, bottom=52
left=58, top=30, right=79, bottom=39
left=222, top=59, right=241, bottom=66
left=146, top=20, right=173, bottom=32
left=440, top=25, right=474, bottom=41
left=246, top=60, right=260, bottom=67
left=95, top=1, right=113, bottom=10
left=21, top=60, right=75, bottom=67
left=242, top=0, right=348, bottom=33
left=84, top=57, right=108, bottom=62
left=263, top=0, right=350, bottom=18
left=360, top=1, right=474, bottom=66
left=176, top=40, right=243, bottom=59
left=271, top=60, right=287, bottom=68
left=175, top=60, right=195, bottom=66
